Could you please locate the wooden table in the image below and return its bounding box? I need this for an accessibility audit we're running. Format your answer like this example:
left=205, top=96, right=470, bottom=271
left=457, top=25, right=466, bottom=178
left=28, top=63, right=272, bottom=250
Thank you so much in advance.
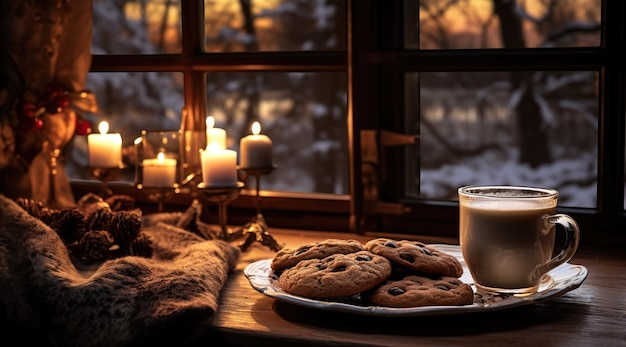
left=199, top=229, right=626, bottom=347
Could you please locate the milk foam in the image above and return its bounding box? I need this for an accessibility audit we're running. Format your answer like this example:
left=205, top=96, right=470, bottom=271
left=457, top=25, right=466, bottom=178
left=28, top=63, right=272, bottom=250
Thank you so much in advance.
left=467, top=199, right=555, bottom=211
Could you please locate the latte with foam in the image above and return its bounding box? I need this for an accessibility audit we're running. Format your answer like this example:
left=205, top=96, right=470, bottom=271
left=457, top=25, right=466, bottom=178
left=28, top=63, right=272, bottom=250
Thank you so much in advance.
left=458, top=186, right=579, bottom=295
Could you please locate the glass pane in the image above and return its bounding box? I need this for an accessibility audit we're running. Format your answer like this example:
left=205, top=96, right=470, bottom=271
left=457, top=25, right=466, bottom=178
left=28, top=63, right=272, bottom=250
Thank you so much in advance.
left=92, top=0, right=182, bottom=54
left=406, top=0, right=601, bottom=49
left=405, top=71, right=598, bottom=208
left=65, top=72, right=184, bottom=182
left=205, top=71, right=349, bottom=194
left=204, top=0, right=347, bottom=52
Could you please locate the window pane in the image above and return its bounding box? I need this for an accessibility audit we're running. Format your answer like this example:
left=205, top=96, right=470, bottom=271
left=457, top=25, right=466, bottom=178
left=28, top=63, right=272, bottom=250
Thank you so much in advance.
left=93, top=0, right=182, bottom=54
left=205, top=71, right=348, bottom=194
left=405, top=71, right=598, bottom=208
left=65, top=72, right=184, bottom=181
left=204, top=0, right=347, bottom=52
left=406, top=0, right=601, bottom=49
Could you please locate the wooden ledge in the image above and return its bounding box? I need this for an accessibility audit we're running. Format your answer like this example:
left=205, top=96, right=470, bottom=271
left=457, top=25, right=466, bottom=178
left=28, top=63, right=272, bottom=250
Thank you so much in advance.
left=198, top=228, right=626, bottom=347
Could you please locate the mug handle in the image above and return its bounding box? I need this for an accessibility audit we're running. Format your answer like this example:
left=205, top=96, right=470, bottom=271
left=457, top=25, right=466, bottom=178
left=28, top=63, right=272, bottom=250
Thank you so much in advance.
left=532, top=214, right=580, bottom=282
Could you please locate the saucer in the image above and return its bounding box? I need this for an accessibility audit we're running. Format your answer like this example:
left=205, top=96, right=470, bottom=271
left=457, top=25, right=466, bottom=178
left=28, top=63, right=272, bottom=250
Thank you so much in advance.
left=244, top=244, right=588, bottom=317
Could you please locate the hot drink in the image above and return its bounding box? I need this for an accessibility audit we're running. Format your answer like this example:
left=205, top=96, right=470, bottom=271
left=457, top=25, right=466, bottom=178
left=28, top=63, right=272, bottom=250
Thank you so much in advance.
left=458, top=186, right=579, bottom=295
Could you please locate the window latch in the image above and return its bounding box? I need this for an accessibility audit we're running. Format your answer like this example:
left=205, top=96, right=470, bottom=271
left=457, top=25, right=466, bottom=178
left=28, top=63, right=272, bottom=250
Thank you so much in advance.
left=359, top=129, right=418, bottom=215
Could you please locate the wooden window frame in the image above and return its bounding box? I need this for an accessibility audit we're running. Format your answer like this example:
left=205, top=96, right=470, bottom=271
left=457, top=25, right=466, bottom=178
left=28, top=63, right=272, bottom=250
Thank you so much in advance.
left=72, top=1, right=626, bottom=249
left=74, top=0, right=352, bottom=232
left=349, top=1, right=626, bottom=249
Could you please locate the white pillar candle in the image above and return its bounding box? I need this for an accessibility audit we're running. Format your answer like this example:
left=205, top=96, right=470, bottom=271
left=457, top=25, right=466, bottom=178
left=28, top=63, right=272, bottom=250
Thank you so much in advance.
left=206, top=116, right=227, bottom=148
left=201, top=144, right=238, bottom=187
left=142, top=152, right=177, bottom=187
left=239, top=121, right=273, bottom=168
left=88, top=121, right=122, bottom=167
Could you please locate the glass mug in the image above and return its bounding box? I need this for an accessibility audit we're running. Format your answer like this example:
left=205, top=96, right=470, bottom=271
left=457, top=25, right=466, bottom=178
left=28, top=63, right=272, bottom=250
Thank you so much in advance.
left=458, top=186, right=580, bottom=295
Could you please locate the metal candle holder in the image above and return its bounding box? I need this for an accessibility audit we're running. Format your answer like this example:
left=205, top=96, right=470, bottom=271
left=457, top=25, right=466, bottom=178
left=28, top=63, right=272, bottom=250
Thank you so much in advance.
left=242, top=166, right=275, bottom=225
left=87, top=164, right=124, bottom=197
left=135, top=184, right=180, bottom=212
left=197, top=181, right=245, bottom=240
left=238, top=165, right=283, bottom=252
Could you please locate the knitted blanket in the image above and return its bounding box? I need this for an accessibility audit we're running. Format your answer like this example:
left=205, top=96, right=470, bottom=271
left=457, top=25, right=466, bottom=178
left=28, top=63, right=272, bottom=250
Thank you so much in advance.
left=0, top=194, right=240, bottom=347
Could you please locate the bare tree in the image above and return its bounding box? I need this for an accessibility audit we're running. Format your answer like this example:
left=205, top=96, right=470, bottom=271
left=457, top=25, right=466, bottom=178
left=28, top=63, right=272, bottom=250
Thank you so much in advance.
left=493, top=0, right=551, bottom=167
left=418, top=0, right=599, bottom=168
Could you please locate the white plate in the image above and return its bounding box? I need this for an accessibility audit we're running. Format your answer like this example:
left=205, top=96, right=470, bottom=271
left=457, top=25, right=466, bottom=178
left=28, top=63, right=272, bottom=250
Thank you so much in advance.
left=243, top=244, right=588, bottom=317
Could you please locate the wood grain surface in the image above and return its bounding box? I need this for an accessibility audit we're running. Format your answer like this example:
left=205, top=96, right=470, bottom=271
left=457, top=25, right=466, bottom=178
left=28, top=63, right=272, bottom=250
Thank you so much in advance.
left=196, top=229, right=626, bottom=347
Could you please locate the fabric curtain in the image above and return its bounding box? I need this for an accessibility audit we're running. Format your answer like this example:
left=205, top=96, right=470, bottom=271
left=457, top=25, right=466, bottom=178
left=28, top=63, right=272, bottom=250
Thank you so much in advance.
left=0, top=0, right=95, bottom=207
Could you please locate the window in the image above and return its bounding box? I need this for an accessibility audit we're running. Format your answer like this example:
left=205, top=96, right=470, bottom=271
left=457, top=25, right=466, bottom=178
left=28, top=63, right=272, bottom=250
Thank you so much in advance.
left=350, top=0, right=624, bottom=245
left=69, top=0, right=351, bottom=230
left=68, top=1, right=625, bottom=246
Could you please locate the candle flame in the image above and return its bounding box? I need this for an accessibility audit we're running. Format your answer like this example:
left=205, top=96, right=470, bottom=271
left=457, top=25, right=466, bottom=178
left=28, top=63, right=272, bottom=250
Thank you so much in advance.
left=98, top=121, right=109, bottom=134
left=206, top=116, right=215, bottom=129
left=251, top=121, right=261, bottom=135
left=157, top=152, right=165, bottom=163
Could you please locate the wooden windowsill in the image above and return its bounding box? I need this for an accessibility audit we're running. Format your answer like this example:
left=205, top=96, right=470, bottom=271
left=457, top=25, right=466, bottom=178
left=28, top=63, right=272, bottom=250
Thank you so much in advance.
left=196, top=228, right=626, bottom=347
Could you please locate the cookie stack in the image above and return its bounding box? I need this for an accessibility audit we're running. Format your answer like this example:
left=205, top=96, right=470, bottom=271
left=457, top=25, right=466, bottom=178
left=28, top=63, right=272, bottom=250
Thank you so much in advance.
left=270, top=238, right=474, bottom=308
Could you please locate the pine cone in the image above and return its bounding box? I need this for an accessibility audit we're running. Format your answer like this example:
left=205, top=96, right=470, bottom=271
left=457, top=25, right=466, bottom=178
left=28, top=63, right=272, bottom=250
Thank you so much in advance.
left=86, top=208, right=113, bottom=231
left=105, top=194, right=135, bottom=211
left=14, top=197, right=52, bottom=219
left=77, top=192, right=106, bottom=206
left=44, top=208, right=87, bottom=244
left=78, top=230, right=114, bottom=262
left=108, top=211, right=142, bottom=248
left=77, top=193, right=110, bottom=218
left=129, top=232, right=153, bottom=258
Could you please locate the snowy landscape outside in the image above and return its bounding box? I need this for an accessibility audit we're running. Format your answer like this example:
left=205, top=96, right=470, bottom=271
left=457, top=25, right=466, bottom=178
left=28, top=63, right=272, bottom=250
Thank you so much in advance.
left=65, top=0, right=606, bottom=209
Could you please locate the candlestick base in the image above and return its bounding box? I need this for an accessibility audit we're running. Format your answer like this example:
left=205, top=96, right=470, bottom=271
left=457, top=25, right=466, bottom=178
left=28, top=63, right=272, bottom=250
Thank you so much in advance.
left=87, top=164, right=125, bottom=197
left=236, top=165, right=283, bottom=252
left=136, top=184, right=180, bottom=212
left=237, top=213, right=283, bottom=252
left=197, top=182, right=244, bottom=241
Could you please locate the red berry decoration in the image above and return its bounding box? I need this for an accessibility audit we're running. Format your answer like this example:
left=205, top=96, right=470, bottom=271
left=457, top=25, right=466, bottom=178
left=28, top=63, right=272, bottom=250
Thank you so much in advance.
left=16, top=83, right=83, bottom=132
left=20, top=102, right=37, bottom=118
left=45, top=93, right=70, bottom=114
left=74, top=118, right=92, bottom=136
left=55, top=94, right=71, bottom=109
left=21, top=116, right=43, bottom=130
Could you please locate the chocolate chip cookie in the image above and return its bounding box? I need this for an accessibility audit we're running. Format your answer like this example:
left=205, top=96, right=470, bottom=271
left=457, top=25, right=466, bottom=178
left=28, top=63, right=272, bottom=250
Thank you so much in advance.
left=271, top=238, right=365, bottom=272
left=365, top=273, right=475, bottom=307
left=278, top=250, right=392, bottom=299
left=364, top=238, right=463, bottom=278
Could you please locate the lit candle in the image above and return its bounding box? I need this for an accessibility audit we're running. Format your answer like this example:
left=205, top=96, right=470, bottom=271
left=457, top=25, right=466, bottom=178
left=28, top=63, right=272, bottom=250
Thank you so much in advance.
left=142, top=152, right=177, bottom=187
left=239, top=121, right=273, bottom=168
left=88, top=121, right=122, bottom=167
left=201, top=143, right=238, bottom=187
left=206, top=116, right=227, bottom=148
